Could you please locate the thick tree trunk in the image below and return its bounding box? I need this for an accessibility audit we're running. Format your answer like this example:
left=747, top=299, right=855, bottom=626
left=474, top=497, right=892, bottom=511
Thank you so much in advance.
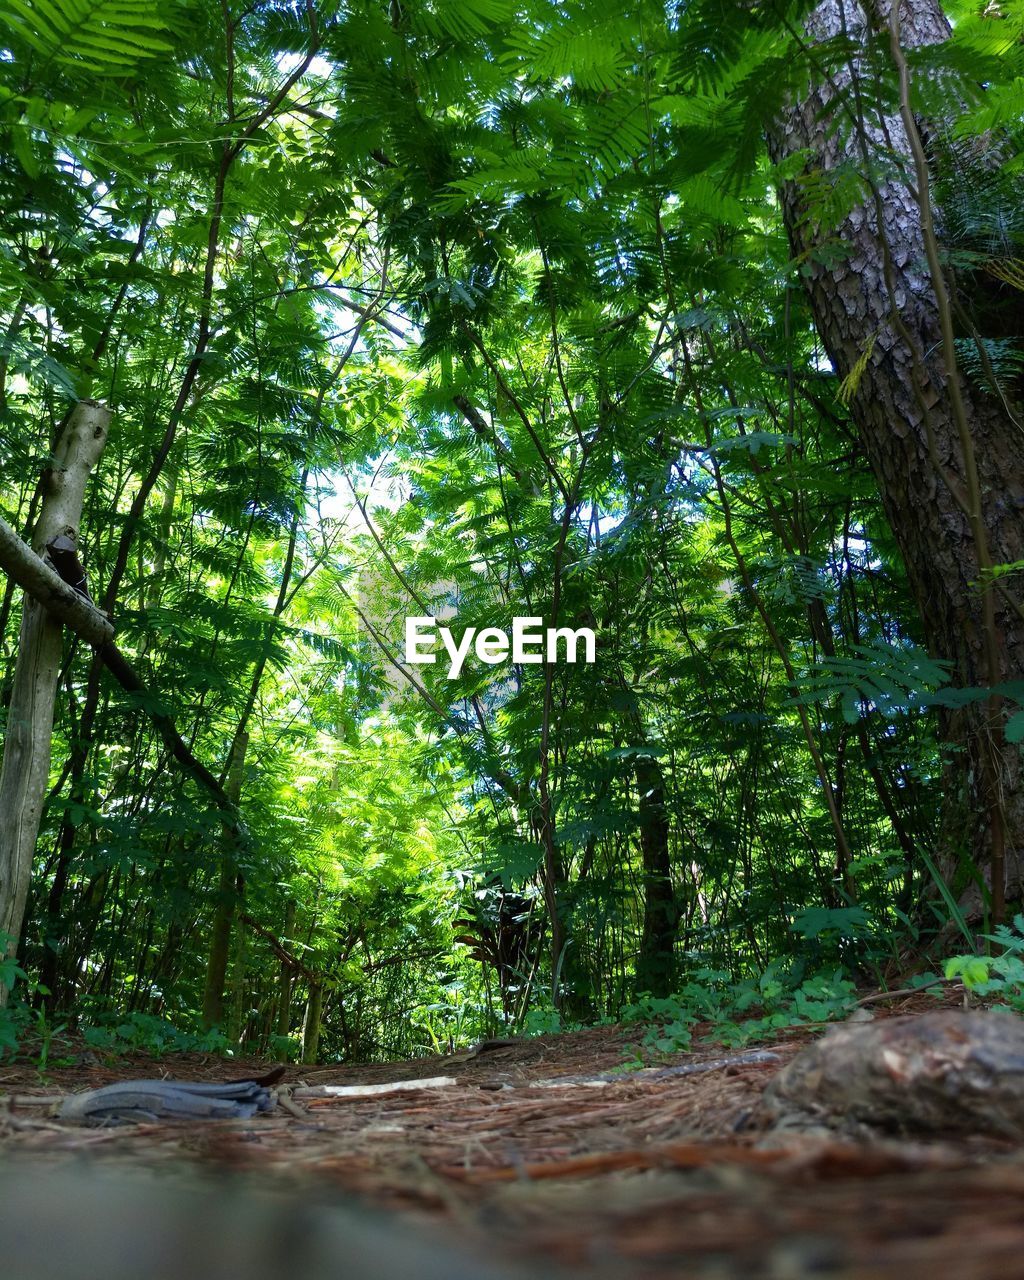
left=0, top=401, right=110, bottom=997
left=770, top=0, right=1024, bottom=915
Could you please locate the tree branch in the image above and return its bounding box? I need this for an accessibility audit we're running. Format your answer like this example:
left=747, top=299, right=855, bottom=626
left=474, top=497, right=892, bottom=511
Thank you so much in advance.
left=0, top=515, right=243, bottom=834
left=0, top=517, right=113, bottom=647
left=237, top=911, right=318, bottom=984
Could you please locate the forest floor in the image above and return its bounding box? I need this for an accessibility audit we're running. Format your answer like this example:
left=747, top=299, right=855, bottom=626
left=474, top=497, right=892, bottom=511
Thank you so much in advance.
left=3, top=987, right=1022, bottom=1278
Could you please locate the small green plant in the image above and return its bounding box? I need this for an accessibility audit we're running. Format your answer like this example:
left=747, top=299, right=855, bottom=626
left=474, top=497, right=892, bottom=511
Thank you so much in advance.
left=1, top=1007, right=75, bottom=1072
left=268, top=1032, right=302, bottom=1061
left=81, top=1012, right=230, bottom=1058
left=30, top=1000, right=69, bottom=1073
left=945, top=915, right=1024, bottom=1011
left=0, top=1001, right=30, bottom=1060
left=621, top=962, right=860, bottom=1063
left=521, top=1006, right=567, bottom=1037
left=410, top=980, right=487, bottom=1053
left=0, top=953, right=72, bottom=1070
left=0, top=931, right=27, bottom=995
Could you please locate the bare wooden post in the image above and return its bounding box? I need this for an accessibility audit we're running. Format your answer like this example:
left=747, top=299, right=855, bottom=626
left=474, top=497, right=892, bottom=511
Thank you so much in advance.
left=0, top=400, right=111, bottom=999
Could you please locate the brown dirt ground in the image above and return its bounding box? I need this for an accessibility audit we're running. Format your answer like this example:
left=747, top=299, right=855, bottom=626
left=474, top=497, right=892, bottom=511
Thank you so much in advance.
left=3, top=988, right=1022, bottom=1278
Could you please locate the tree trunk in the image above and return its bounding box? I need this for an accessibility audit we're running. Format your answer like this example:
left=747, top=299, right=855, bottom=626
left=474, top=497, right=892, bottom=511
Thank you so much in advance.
left=769, top=0, right=1024, bottom=916
left=276, top=897, right=296, bottom=1038
left=0, top=400, right=111, bottom=997
left=301, top=981, right=324, bottom=1065
left=201, top=730, right=249, bottom=1029
left=634, top=754, right=679, bottom=997
left=226, top=916, right=248, bottom=1045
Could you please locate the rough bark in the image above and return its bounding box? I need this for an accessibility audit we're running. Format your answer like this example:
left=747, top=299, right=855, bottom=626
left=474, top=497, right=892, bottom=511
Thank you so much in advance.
left=0, top=401, right=110, bottom=995
left=769, top=0, right=1024, bottom=913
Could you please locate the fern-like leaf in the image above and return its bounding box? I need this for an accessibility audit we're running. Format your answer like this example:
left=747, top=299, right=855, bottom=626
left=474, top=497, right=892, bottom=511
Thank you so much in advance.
left=2, top=0, right=172, bottom=73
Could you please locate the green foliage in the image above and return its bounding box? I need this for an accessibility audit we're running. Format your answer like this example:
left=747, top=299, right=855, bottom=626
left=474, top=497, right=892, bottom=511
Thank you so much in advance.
left=0, top=941, right=62, bottom=1066
left=0, top=0, right=1018, bottom=1066
left=521, top=1006, right=573, bottom=1038
left=0, top=931, right=27, bottom=996
left=791, top=643, right=951, bottom=725
left=945, top=917, right=1024, bottom=1013
left=0, top=0, right=173, bottom=73
left=81, top=1013, right=230, bottom=1058
left=621, top=964, right=860, bottom=1059
left=0, top=1003, right=29, bottom=1060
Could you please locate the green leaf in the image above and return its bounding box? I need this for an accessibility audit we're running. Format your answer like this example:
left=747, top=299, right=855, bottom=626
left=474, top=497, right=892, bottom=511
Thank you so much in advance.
left=944, top=955, right=991, bottom=989
left=1007, top=711, right=1024, bottom=744
left=1, top=0, right=173, bottom=74
left=10, top=121, right=40, bottom=177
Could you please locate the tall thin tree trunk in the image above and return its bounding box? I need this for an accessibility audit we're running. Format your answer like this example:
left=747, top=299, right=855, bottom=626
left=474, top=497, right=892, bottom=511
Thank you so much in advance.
left=276, top=896, right=296, bottom=1038
left=200, top=730, right=248, bottom=1028
left=0, top=400, right=111, bottom=998
left=226, top=917, right=248, bottom=1045
left=770, top=0, right=1024, bottom=916
left=301, top=981, right=323, bottom=1065
left=635, top=754, right=678, bottom=997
